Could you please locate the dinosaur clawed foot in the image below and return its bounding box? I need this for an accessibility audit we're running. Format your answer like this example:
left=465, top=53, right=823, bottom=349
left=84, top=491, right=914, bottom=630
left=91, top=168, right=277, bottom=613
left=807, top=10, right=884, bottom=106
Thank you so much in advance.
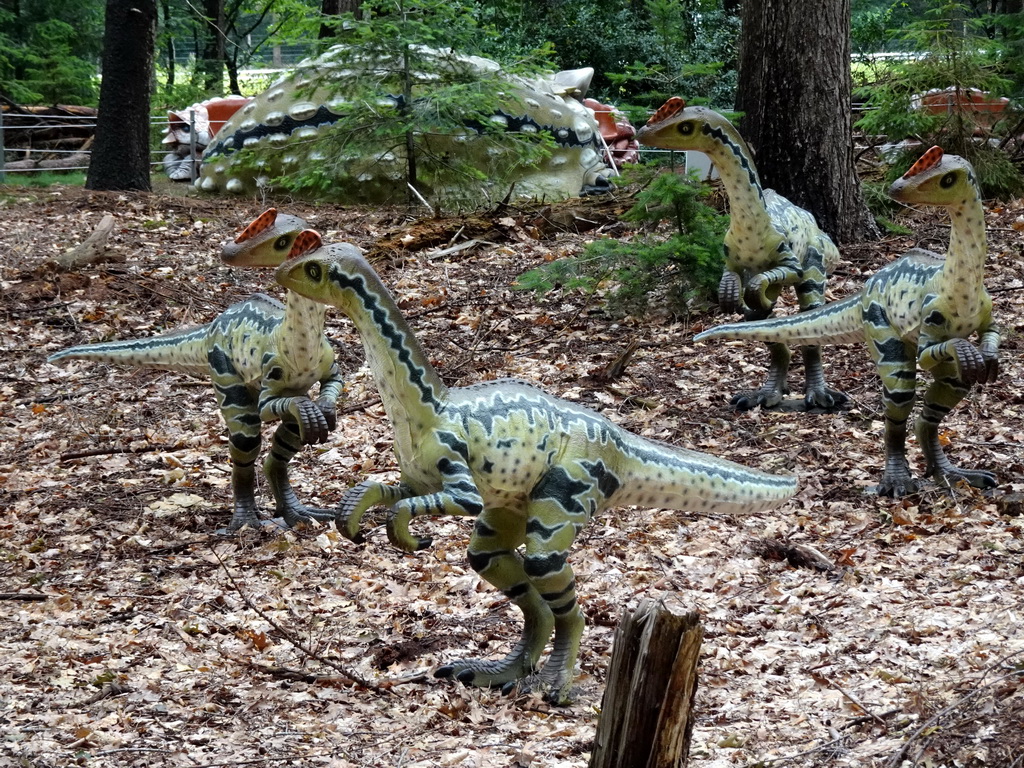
left=872, top=473, right=923, bottom=498
left=932, top=467, right=998, bottom=491
left=435, top=657, right=573, bottom=705
left=434, top=654, right=533, bottom=690
left=730, top=387, right=785, bottom=411
left=803, top=387, right=850, bottom=413
left=280, top=504, right=336, bottom=529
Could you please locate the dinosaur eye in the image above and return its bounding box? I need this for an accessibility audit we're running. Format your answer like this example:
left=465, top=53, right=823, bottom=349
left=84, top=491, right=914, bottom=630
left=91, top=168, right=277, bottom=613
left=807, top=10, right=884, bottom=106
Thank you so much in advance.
left=275, top=235, right=291, bottom=250
left=305, top=262, right=322, bottom=282
left=678, top=121, right=694, bottom=136
left=940, top=172, right=956, bottom=188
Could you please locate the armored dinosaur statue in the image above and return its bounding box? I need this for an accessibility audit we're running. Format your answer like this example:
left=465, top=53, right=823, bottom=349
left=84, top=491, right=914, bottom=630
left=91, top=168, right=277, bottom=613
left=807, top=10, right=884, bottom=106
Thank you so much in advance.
left=48, top=211, right=349, bottom=531
left=636, top=97, right=846, bottom=412
left=695, top=147, right=1000, bottom=496
left=271, top=229, right=797, bottom=703
left=199, top=46, right=615, bottom=204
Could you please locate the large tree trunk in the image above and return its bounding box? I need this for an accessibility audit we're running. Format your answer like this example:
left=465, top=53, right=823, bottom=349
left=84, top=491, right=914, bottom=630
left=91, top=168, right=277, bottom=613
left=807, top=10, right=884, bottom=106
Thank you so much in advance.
left=736, top=0, right=877, bottom=243
left=86, top=0, right=157, bottom=192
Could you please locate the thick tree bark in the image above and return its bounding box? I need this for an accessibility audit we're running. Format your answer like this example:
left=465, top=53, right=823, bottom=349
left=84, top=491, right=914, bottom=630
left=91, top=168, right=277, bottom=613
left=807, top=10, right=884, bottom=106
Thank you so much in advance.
left=86, top=0, right=157, bottom=192
left=736, top=0, right=877, bottom=243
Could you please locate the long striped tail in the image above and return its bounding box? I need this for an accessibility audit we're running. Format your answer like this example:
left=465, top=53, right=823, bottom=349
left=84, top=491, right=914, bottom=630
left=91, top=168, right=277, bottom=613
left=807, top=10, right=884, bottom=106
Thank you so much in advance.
left=694, top=293, right=865, bottom=346
left=48, top=324, right=214, bottom=375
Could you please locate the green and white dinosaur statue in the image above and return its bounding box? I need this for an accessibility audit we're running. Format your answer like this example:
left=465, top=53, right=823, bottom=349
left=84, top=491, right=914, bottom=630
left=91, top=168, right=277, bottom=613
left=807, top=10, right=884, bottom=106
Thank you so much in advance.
left=695, top=147, right=1000, bottom=496
left=636, top=97, right=846, bottom=412
left=48, top=210, right=349, bottom=531
left=271, top=229, right=797, bottom=703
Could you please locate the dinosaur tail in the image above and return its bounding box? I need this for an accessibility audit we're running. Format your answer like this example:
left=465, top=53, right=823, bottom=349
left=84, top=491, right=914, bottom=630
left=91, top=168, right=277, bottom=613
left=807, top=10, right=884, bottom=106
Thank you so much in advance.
left=694, top=293, right=865, bottom=346
left=48, top=324, right=213, bottom=375
left=614, top=438, right=798, bottom=516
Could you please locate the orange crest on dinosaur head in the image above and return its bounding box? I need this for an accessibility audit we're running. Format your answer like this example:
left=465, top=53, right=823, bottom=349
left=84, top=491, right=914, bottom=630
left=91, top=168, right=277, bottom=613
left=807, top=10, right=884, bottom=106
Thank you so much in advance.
left=646, top=97, right=686, bottom=126
left=234, top=208, right=278, bottom=243
left=903, top=146, right=944, bottom=178
left=289, top=230, right=322, bottom=259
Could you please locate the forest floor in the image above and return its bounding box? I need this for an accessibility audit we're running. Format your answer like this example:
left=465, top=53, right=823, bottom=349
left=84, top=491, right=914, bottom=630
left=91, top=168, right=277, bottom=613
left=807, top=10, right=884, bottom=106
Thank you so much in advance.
left=1, top=180, right=1023, bottom=768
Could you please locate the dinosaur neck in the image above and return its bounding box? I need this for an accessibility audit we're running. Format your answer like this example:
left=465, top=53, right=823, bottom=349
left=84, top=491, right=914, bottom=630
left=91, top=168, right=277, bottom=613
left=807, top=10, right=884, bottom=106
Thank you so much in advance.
left=332, top=261, right=448, bottom=424
left=700, top=123, right=772, bottom=230
left=279, top=290, right=328, bottom=369
left=938, top=191, right=987, bottom=317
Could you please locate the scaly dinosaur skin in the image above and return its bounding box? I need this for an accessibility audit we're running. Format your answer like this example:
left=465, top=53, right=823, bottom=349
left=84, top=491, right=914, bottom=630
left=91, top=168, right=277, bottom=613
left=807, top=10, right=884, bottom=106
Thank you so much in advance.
left=695, top=148, right=1000, bottom=496
left=273, top=231, right=797, bottom=703
left=636, top=97, right=846, bottom=412
left=48, top=219, right=348, bottom=531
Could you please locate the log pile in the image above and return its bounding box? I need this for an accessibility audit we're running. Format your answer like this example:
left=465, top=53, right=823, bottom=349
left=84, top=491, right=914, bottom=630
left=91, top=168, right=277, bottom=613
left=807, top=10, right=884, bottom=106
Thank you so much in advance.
left=1, top=99, right=96, bottom=172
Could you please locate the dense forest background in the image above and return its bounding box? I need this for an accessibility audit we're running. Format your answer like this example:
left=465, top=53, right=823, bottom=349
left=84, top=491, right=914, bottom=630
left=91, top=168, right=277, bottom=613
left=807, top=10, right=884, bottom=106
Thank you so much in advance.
left=1, top=0, right=1022, bottom=112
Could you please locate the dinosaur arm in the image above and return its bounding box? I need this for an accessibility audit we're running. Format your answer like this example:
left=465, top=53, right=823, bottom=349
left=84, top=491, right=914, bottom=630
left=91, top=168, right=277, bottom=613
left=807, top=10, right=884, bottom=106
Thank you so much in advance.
left=977, top=311, right=1001, bottom=383
left=336, top=480, right=415, bottom=542
left=917, top=336, right=996, bottom=386
left=386, top=458, right=485, bottom=552
left=258, top=391, right=332, bottom=444
left=743, top=246, right=802, bottom=313
left=718, top=270, right=743, bottom=314
left=314, top=361, right=345, bottom=432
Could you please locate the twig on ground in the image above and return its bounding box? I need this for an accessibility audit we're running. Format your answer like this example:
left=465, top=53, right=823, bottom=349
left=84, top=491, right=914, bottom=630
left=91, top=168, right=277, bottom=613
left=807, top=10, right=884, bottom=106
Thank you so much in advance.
left=212, top=547, right=394, bottom=696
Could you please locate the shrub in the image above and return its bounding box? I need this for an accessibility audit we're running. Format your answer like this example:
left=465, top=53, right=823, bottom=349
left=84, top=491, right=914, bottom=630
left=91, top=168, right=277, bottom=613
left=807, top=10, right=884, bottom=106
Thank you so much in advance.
left=517, top=166, right=727, bottom=317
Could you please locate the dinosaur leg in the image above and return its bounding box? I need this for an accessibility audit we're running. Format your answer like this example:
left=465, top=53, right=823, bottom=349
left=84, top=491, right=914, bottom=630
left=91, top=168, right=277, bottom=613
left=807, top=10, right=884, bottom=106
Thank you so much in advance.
left=514, top=464, right=602, bottom=704
left=220, top=401, right=264, bottom=531
left=730, top=341, right=791, bottom=411
left=264, top=422, right=335, bottom=527
left=795, top=255, right=848, bottom=411
left=435, top=509, right=552, bottom=689
left=916, top=364, right=997, bottom=490
left=869, top=337, right=920, bottom=497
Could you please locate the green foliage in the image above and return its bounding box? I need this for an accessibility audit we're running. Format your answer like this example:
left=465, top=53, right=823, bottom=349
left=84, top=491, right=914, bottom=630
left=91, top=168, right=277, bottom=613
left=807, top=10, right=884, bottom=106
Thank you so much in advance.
left=0, top=1, right=102, bottom=105
left=22, top=20, right=98, bottom=105
left=517, top=167, right=728, bottom=317
left=856, top=1, right=1024, bottom=199
left=263, top=0, right=557, bottom=209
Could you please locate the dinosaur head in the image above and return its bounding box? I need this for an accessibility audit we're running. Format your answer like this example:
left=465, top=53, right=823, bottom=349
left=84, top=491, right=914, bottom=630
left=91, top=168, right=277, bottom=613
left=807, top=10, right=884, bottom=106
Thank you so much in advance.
left=635, top=97, right=735, bottom=153
left=888, top=147, right=979, bottom=207
left=221, top=208, right=311, bottom=266
left=275, top=236, right=369, bottom=311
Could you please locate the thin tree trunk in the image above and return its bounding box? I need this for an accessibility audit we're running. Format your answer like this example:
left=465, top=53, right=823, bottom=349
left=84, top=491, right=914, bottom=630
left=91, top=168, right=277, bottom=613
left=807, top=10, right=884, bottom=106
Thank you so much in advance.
left=736, top=0, right=877, bottom=243
left=86, top=0, right=157, bottom=192
left=200, top=0, right=226, bottom=93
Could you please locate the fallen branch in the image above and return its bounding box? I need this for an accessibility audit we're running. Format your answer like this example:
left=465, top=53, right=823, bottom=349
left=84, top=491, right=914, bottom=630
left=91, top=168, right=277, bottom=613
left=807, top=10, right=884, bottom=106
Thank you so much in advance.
left=0, top=592, right=48, bottom=602
left=60, top=444, right=173, bottom=461
left=50, top=213, right=124, bottom=271
left=213, top=548, right=394, bottom=696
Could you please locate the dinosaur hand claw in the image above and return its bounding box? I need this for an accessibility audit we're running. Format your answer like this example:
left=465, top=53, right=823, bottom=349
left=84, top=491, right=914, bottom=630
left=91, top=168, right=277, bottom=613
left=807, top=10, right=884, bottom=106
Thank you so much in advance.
left=951, top=338, right=991, bottom=386
left=295, top=398, right=331, bottom=444
left=718, top=272, right=742, bottom=314
left=315, top=396, right=338, bottom=432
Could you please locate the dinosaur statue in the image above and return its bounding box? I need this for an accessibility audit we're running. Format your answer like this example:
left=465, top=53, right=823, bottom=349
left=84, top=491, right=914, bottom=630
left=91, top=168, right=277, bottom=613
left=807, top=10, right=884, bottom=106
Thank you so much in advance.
left=694, top=147, right=1000, bottom=496
left=48, top=212, right=348, bottom=531
left=636, top=97, right=846, bottom=412
left=270, top=229, right=797, bottom=703
left=198, top=46, right=618, bottom=204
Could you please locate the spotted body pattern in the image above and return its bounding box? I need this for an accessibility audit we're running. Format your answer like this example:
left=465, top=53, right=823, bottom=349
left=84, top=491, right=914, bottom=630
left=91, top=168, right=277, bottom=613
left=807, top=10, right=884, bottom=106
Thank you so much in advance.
left=48, top=213, right=347, bottom=531
left=274, top=232, right=797, bottom=703
left=636, top=98, right=845, bottom=412
left=199, top=46, right=610, bottom=203
left=696, top=148, right=1001, bottom=496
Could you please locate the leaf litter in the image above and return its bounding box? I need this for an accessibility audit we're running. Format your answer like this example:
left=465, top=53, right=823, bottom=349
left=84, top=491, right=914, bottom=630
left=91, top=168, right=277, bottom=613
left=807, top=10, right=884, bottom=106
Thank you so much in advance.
left=0, top=184, right=1022, bottom=767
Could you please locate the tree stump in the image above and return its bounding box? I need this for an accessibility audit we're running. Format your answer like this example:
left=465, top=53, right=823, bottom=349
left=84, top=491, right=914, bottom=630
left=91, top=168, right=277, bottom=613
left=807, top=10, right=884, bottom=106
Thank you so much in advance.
left=589, top=599, right=703, bottom=768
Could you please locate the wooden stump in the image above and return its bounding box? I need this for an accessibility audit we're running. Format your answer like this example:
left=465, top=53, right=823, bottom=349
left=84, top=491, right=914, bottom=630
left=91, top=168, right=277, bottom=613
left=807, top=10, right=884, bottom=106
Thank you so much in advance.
left=589, top=599, right=703, bottom=768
